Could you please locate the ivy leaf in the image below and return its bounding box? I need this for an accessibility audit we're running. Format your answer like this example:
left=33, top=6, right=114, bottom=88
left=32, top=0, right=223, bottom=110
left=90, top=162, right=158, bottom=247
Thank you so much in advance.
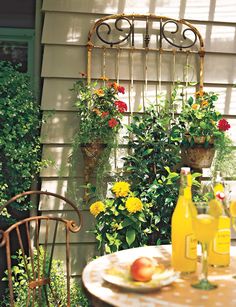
left=126, top=228, right=136, bottom=246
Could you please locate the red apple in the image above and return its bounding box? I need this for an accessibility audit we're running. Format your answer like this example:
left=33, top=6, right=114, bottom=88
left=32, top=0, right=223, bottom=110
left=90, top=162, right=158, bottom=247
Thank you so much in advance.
left=130, top=257, right=155, bottom=282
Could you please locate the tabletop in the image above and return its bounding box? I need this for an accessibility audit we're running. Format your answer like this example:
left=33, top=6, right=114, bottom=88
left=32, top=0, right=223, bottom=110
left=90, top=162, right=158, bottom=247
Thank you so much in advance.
left=82, top=245, right=236, bottom=307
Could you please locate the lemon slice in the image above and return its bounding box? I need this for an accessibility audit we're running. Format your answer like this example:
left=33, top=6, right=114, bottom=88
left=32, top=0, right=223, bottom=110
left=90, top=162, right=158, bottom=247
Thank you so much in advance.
left=230, top=201, right=236, bottom=217
left=208, top=199, right=223, bottom=217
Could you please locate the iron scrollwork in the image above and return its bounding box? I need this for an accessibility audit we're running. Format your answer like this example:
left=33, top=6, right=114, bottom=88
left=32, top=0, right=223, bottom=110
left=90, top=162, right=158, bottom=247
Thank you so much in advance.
left=96, top=16, right=133, bottom=47
left=161, top=20, right=197, bottom=49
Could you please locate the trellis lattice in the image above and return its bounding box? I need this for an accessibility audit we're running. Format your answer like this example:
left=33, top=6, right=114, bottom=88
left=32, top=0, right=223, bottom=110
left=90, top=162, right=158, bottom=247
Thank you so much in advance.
left=85, top=13, right=205, bottom=175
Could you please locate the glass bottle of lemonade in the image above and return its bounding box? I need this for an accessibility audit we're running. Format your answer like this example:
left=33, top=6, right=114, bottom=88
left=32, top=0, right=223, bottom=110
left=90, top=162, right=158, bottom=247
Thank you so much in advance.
left=208, top=172, right=230, bottom=267
left=171, top=167, right=197, bottom=273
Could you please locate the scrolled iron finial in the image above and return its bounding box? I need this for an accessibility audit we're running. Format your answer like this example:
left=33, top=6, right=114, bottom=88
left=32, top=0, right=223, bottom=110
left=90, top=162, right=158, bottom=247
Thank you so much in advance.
left=161, top=20, right=197, bottom=49
left=67, top=220, right=81, bottom=233
left=96, top=16, right=133, bottom=46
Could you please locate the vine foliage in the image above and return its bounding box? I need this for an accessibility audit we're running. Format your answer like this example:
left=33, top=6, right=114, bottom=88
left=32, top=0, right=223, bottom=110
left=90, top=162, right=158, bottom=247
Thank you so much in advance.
left=123, top=105, right=182, bottom=244
left=0, top=61, right=47, bottom=219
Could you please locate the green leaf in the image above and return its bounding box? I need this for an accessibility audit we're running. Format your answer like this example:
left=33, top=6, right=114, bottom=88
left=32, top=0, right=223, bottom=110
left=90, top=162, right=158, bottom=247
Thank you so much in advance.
left=122, top=218, right=133, bottom=228
left=188, top=96, right=194, bottom=104
left=143, top=148, right=154, bottom=156
left=126, top=228, right=136, bottom=246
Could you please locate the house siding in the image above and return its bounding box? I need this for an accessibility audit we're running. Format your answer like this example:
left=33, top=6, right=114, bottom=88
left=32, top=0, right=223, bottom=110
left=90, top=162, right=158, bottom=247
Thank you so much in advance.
left=41, top=0, right=236, bottom=276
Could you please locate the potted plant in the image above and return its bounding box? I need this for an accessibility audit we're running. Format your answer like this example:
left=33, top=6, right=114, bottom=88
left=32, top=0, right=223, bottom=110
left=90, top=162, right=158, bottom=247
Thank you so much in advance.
left=178, top=90, right=231, bottom=171
left=71, top=74, right=127, bottom=199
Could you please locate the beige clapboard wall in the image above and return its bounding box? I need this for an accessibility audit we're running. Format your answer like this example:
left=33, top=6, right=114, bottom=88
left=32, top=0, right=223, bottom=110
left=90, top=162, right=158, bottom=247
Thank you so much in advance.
left=41, top=0, right=236, bottom=277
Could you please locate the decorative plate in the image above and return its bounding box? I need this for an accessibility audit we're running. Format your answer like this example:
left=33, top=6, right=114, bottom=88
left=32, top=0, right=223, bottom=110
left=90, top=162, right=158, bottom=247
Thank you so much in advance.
left=102, top=259, right=180, bottom=293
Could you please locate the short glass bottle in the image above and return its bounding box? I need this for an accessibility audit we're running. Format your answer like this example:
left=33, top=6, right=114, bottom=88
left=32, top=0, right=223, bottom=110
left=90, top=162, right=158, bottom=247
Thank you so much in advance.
left=208, top=172, right=230, bottom=267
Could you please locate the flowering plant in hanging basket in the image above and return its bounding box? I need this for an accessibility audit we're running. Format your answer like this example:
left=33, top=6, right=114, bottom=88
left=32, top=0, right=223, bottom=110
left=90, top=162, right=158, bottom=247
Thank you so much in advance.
left=179, top=90, right=231, bottom=170
left=71, top=74, right=127, bottom=198
left=179, top=91, right=230, bottom=146
left=71, top=73, right=127, bottom=146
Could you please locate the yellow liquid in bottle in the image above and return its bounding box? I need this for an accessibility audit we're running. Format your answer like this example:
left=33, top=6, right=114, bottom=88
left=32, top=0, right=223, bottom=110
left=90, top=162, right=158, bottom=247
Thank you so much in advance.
left=208, top=215, right=230, bottom=267
left=171, top=194, right=197, bottom=273
left=193, top=214, right=218, bottom=243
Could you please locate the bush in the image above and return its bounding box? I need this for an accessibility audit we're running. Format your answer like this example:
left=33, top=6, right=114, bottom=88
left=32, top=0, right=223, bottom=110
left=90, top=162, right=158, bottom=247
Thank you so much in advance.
left=0, top=61, right=48, bottom=218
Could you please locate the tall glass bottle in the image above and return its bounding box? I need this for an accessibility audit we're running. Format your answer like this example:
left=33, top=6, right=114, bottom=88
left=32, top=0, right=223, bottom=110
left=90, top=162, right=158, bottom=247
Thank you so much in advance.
left=209, top=172, right=230, bottom=267
left=171, top=167, right=197, bottom=273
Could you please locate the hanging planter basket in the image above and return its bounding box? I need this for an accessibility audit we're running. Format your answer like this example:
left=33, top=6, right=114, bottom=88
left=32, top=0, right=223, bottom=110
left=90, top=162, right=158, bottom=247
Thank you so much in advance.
left=181, top=136, right=215, bottom=171
left=81, top=142, right=107, bottom=185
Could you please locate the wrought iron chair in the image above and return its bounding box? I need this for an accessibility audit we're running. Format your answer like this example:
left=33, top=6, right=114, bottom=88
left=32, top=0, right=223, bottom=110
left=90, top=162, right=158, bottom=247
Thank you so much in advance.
left=0, top=191, right=82, bottom=306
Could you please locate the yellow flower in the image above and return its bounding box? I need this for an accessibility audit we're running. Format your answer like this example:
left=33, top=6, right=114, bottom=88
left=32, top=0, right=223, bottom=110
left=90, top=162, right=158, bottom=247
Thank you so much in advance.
left=94, top=88, right=104, bottom=96
left=112, top=181, right=130, bottom=197
left=192, top=103, right=199, bottom=110
left=90, top=201, right=105, bottom=217
left=111, top=82, right=119, bottom=92
left=195, top=90, right=204, bottom=97
left=201, top=100, right=208, bottom=107
left=99, top=75, right=109, bottom=81
left=125, top=197, right=143, bottom=213
left=92, top=108, right=102, bottom=116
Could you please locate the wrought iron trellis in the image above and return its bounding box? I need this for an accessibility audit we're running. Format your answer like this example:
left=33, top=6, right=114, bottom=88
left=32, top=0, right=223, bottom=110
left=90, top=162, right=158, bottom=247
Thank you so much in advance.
left=87, top=13, right=205, bottom=90
left=84, top=13, right=205, bottom=180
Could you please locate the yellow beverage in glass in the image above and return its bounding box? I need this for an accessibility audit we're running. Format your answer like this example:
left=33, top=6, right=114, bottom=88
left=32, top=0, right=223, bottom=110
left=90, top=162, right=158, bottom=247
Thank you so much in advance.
left=193, top=214, right=218, bottom=243
left=232, top=217, right=236, bottom=231
left=191, top=203, right=219, bottom=290
left=230, top=201, right=236, bottom=218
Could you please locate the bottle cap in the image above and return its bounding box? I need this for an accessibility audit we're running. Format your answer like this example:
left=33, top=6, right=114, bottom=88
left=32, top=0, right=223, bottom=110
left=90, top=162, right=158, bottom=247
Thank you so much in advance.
left=180, top=167, right=191, bottom=175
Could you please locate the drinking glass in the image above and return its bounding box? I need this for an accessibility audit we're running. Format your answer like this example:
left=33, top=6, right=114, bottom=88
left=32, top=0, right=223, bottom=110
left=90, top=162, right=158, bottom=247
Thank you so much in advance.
left=230, top=201, right=236, bottom=229
left=191, top=202, right=219, bottom=290
left=230, top=201, right=236, bottom=279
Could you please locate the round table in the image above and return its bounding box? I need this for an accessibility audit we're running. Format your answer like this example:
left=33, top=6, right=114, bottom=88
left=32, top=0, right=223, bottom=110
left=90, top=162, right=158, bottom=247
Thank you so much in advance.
left=82, top=245, right=236, bottom=307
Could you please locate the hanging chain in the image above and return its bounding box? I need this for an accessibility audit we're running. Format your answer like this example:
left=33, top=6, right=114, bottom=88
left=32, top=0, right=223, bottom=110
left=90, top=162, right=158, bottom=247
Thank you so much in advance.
left=172, top=49, right=177, bottom=119
left=159, top=50, right=162, bottom=94
left=144, top=49, right=148, bottom=111
left=185, top=51, right=190, bottom=104
left=172, top=49, right=176, bottom=86
left=116, top=48, right=120, bottom=84
left=102, top=47, right=106, bottom=85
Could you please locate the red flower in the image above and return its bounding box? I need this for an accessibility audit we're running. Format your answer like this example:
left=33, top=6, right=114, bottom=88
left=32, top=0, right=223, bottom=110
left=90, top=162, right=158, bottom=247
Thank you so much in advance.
left=115, top=101, right=127, bottom=113
left=118, top=86, right=125, bottom=94
left=101, top=111, right=109, bottom=117
left=218, top=119, right=231, bottom=131
left=108, top=118, right=119, bottom=128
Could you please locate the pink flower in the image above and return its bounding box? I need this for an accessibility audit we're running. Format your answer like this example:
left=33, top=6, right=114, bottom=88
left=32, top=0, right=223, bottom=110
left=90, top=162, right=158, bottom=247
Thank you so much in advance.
left=218, top=119, right=231, bottom=131
left=118, top=86, right=125, bottom=94
left=115, top=101, right=127, bottom=113
left=108, top=118, right=119, bottom=128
